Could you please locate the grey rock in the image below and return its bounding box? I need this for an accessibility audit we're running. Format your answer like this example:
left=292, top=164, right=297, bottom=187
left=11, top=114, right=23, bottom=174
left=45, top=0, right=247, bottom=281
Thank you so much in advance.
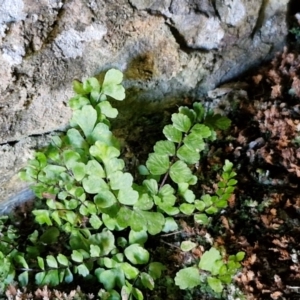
left=129, top=0, right=171, bottom=11
left=170, top=0, right=216, bottom=17
left=0, top=0, right=25, bottom=24
left=216, top=0, right=246, bottom=26
left=172, top=14, right=224, bottom=50
left=53, top=24, right=107, bottom=58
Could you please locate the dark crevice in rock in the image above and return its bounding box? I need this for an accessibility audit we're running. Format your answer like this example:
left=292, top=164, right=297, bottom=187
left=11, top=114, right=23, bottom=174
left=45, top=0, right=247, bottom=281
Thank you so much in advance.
left=85, top=2, right=99, bottom=21
left=251, top=0, right=268, bottom=39
left=11, top=66, right=21, bottom=86
left=0, top=131, right=63, bottom=147
left=41, top=0, right=68, bottom=50
left=127, top=0, right=136, bottom=10
left=287, top=0, right=300, bottom=19
left=3, top=22, right=12, bottom=36
left=211, top=0, right=221, bottom=21
left=165, top=21, right=211, bottom=55
left=165, top=22, right=196, bottom=54
left=144, top=9, right=167, bottom=18
left=1, top=140, right=19, bottom=147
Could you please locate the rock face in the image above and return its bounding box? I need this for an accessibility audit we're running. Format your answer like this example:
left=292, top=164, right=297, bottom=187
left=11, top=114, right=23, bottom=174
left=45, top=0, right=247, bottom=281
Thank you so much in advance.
left=0, top=0, right=291, bottom=210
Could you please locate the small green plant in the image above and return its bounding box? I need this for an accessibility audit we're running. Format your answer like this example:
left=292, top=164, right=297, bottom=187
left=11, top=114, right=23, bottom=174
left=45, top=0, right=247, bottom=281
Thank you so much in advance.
left=175, top=247, right=245, bottom=295
left=0, top=69, right=243, bottom=298
left=290, top=26, right=300, bottom=41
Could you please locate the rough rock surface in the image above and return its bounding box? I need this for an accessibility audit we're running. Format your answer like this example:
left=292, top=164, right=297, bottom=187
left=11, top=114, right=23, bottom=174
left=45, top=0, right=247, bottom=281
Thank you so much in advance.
left=0, top=0, right=291, bottom=210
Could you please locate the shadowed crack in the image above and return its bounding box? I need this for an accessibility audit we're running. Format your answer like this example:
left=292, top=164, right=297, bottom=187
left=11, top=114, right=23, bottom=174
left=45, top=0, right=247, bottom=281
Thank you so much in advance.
left=41, top=0, right=68, bottom=50
left=0, top=130, right=64, bottom=146
left=165, top=21, right=195, bottom=54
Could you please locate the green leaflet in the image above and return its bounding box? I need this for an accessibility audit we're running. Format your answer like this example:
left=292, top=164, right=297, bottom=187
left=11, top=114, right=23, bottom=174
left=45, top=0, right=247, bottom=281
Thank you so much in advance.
left=94, top=190, right=116, bottom=208
left=102, top=84, right=125, bottom=101
left=191, top=124, right=212, bottom=138
left=143, top=179, right=158, bottom=195
left=153, top=140, right=176, bottom=156
left=141, top=272, right=155, bottom=290
left=89, top=214, right=103, bottom=230
left=90, top=141, right=120, bottom=162
left=129, top=230, right=148, bottom=246
left=83, top=77, right=101, bottom=93
left=63, top=150, right=81, bottom=169
left=70, top=162, right=86, bottom=181
left=180, top=241, right=197, bottom=252
left=124, top=244, right=150, bottom=265
left=71, top=250, right=83, bottom=263
left=171, top=113, right=192, bottom=133
left=98, top=268, right=125, bottom=290
left=57, top=254, right=69, bottom=267
left=169, top=161, right=194, bottom=184
left=67, top=128, right=88, bottom=150
left=33, top=210, right=52, bottom=226
left=134, top=192, right=154, bottom=210
left=174, top=267, right=200, bottom=289
left=181, top=189, right=195, bottom=203
left=109, top=171, right=133, bottom=190
left=179, top=203, right=195, bottom=215
left=183, top=132, right=206, bottom=152
left=162, top=217, right=178, bottom=232
left=176, top=145, right=200, bottom=165
left=82, top=175, right=109, bottom=194
left=158, top=184, right=175, bottom=197
left=146, top=153, right=169, bottom=175
left=102, top=68, right=123, bottom=86
left=116, top=206, right=133, bottom=229
left=133, top=210, right=165, bottom=235
left=207, top=277, right=224, bottom=293
left=68, top=95, right=90, bottom=110
left=90, top=123, right=120, bottom=148
left=43, top=165, right=66, bottom=180
left=97, top=101, right=118, bottom=118
left=154, top=194, right=176, bottom=209
left=18, top=272, right=29, bottom=287
left=91, top=229, right=115, bottom=256
left=195, top=200, right=206, bottom=211
left=86, top=159, right=105, bottom=178
left=163, top=124, right=182, bottom=143
left=101, top=69, right=125, bottom=100
left=72, top=80, right=86, bottom=95
left=72, top=105, right=97, bottom=138
left=193, top=102, right=205, bottom=122
left=117, top=188, right=139, bottom=206
left=194, top=213, right=209, bottom=225
left=46, top=255, right=58, bottom=268
left=179, top=106, right=196, bottom=123
left=236, top=251, right=245, bottom=262
left=199, top=248, right=221, bottom=272
left=77, top=264, right=90, bottom=277
left=104, top=158, right=125, bottom=177
left=90, top=245, right=101, bottom=257
left=120, top=262, right=139, bottom=280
